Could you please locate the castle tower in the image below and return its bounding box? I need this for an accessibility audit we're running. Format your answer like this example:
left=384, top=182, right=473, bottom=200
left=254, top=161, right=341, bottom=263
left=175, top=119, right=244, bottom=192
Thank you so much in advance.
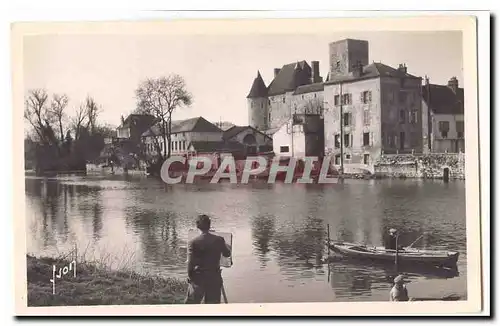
left=247, top=71, right=269, bottom=131
left=329, top=39, right=369, bottom=78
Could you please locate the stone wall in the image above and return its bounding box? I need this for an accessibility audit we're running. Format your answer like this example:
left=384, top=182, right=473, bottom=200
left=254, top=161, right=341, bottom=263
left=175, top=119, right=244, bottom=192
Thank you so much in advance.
left=374, top=153, right=465, bottom=179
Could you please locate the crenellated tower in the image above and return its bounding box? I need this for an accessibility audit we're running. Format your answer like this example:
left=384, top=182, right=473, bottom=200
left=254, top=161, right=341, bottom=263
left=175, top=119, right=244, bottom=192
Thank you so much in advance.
left=247, top=71, right=269, bottom=131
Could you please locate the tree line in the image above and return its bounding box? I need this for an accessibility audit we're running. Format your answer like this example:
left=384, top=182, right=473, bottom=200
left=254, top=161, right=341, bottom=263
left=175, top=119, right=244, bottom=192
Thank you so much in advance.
left=24, top=89, right=115, bottom=173
left=25, top=74, right=194, bottom=175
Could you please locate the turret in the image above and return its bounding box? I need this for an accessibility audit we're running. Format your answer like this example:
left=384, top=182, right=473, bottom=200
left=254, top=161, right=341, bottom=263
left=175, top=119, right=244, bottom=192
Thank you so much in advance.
left=247, top=71, right=269, bottom=131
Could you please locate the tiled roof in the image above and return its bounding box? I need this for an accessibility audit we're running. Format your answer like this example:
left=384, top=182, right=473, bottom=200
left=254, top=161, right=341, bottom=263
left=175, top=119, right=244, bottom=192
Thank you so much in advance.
left=422, top=84, right=464, bottom=115
left=293, top=82, right=324, bottom=95
left=222, top=126, right=249, bottom=140
left=247, top=71, right=268, bottom=98
left=190, top=141, right=245, bottom=153
left=222, top=125, right=273, bottom=141
left=267, top=61, right=312, bottom=96
left=141, top=117, right=222, bottom=137
left=324, top=62, right=420, bottom=85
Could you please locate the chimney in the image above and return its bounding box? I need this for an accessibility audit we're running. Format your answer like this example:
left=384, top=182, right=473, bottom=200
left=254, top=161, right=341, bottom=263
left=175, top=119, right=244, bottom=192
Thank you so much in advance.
left=274, top=68, right=281, bottom=78
left=311, top=61, right=322, bottom=83
left=424, top=75, right=430, bottom=86
left=352, top=61, right=363, bottom=78
left=447, top=76, right=459, bottom=93
left=398, top=63, right=407, bottom=74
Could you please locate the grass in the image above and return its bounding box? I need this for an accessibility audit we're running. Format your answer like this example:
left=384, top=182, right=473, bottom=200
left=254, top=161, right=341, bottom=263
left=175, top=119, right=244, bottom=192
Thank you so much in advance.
left=26, top=253, right=188, bottom=306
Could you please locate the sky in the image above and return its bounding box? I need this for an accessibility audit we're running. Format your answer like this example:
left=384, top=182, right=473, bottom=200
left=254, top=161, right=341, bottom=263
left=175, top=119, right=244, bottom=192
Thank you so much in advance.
left=23, top=31, right=463, bottom=128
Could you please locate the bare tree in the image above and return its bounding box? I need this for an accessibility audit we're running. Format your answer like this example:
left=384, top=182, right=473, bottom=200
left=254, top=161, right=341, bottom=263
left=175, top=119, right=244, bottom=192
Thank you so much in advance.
left=72, top=104, right=87, bottom=141
left=135, top=74, right=192, bottom=159
left=49, top=93, right=69, bottom=143
left=84, top=96, right=100, bottom=134
left=24, top=89, right=52, bottom=144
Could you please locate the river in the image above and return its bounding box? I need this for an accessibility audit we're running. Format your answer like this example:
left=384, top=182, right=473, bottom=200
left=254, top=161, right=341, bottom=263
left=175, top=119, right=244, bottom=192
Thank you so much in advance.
left=24, top=175, right=467, bottom=303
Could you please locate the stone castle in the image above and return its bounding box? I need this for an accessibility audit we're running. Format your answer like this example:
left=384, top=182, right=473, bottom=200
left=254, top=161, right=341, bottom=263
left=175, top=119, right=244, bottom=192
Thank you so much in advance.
left=246, top=38, right=424, bottom=166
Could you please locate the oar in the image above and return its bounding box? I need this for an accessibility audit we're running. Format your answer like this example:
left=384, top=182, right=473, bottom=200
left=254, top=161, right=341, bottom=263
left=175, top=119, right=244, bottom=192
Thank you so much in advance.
left=407, top=234, right=424, bottom=249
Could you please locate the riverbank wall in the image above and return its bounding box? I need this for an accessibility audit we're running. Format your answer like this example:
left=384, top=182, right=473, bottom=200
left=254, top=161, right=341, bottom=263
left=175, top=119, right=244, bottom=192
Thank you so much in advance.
left=26, top=254, right=187, bottom=306
left=86, top=163, right=146, bottom=176
left=373, top=153, right=465, bottom=180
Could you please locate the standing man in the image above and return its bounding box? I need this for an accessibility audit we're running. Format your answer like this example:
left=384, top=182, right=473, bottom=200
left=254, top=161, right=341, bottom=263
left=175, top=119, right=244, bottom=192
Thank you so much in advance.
left=384, top=228, right=398, bottom=250
left=185, top=214, right=231, bottom=304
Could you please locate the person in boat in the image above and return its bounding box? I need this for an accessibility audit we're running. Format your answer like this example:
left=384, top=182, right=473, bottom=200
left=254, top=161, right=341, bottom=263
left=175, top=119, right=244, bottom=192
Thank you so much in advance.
left=389, top=274, right=410, bottom=302
left=185, top=214, right=231, bottom=304
left=384, top=228, right=399, bottom=250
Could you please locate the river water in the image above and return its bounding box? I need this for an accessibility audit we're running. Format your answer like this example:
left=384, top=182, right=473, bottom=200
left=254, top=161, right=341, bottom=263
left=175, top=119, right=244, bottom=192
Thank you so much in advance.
left=24, top=175, right=467, bottom=303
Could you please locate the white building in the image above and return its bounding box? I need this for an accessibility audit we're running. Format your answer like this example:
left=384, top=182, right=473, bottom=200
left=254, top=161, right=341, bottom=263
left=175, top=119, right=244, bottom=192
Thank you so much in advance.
left=141, top=116, right=224, bottom=157
left=422, top=77, right=465, bottom=153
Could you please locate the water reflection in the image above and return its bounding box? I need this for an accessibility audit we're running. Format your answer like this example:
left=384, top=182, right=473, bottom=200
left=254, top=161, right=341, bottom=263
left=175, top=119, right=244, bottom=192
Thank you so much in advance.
left=251, top=214, right=276, bottom=267
left=24, top=176, right=467, bottom=303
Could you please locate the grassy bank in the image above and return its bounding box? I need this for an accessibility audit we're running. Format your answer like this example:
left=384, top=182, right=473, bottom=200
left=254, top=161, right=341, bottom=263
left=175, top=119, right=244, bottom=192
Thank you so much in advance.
left=27, top=254, right=188, bottom=306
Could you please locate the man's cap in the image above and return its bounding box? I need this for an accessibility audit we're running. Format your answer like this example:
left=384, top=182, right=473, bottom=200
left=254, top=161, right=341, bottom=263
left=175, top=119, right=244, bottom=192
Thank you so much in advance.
left=394, top=274, right=405, bottom=284
left=389, top=228, right=397, bottom=233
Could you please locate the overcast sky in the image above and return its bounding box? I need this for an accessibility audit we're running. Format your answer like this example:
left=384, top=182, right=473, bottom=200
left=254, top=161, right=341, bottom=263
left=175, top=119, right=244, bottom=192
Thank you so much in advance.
left=23, top=31, right=463, bottom=128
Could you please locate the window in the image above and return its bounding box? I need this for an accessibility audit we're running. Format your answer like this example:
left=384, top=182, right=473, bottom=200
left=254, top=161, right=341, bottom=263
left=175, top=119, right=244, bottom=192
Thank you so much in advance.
left=334, top=95, right=340, bottom=106
left=456, top=121, right=464, bottom=138
left=343, top=112, right=351, bottom=126
left=280, top=146, right=289, bottom=153
left=363, top=110, right=370, bottom=126
left=361, top=91, right=372, bottom=104
left=363, top=154, right=370, bottom=165
left=268, top=99, right=271, bottom=105
left=344, top=133, right=351, bottom=147
left=335, top=154, right=341, bottom=165
left=409, top=110, right=418, bottom=124
left=342, top=93, right=352, bottom=105
left=345, top=154, right=351, bottom=160
left=399, top=110, right=406, bottom=124
left=334, top=134, right=340, bottom=148
left=268, top=112, right=271, bottom=121
left=261, top=103, right=263, bottom=109
left=439, top=121, right=450, bottom=138
left=302, top=95, right=304, bottom=99
left=282, top=97, right=286, bottom=103
left=314, top=93, right=317, bottom=98
left=363, top=132, right=370, bottom=146
left=174, top=141, right=177, bottom=151
left=399, top=132, right=405, bottom=150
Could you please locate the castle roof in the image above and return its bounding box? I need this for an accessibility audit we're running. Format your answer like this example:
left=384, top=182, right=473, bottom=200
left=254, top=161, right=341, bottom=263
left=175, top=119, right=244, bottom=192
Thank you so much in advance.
left=293, top=82, right=324, bottom=95
left=267, top=61, right=312, bottom=96
left=247, top=71, right=268, bottom=98
left=422, top=84, right=464, bottom=115
left=324, top=62, right=420, bottom=85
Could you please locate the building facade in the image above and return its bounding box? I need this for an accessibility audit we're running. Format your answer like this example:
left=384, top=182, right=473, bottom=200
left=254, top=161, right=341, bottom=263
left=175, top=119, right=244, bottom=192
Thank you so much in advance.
left=142, top=116, right=224, bottom=157
left=247, top=38, right=424, bottom=168
left=422, top=77, right=465, bottom=153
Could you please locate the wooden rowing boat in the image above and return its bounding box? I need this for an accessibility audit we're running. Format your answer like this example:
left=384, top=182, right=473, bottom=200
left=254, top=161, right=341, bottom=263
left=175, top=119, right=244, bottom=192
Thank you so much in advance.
left=327, top=240, right=459, bottom=267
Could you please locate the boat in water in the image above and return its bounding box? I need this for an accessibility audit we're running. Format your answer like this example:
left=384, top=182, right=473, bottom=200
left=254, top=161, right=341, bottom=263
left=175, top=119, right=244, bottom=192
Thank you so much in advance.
left=327, top=240, right=459, bottom=268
